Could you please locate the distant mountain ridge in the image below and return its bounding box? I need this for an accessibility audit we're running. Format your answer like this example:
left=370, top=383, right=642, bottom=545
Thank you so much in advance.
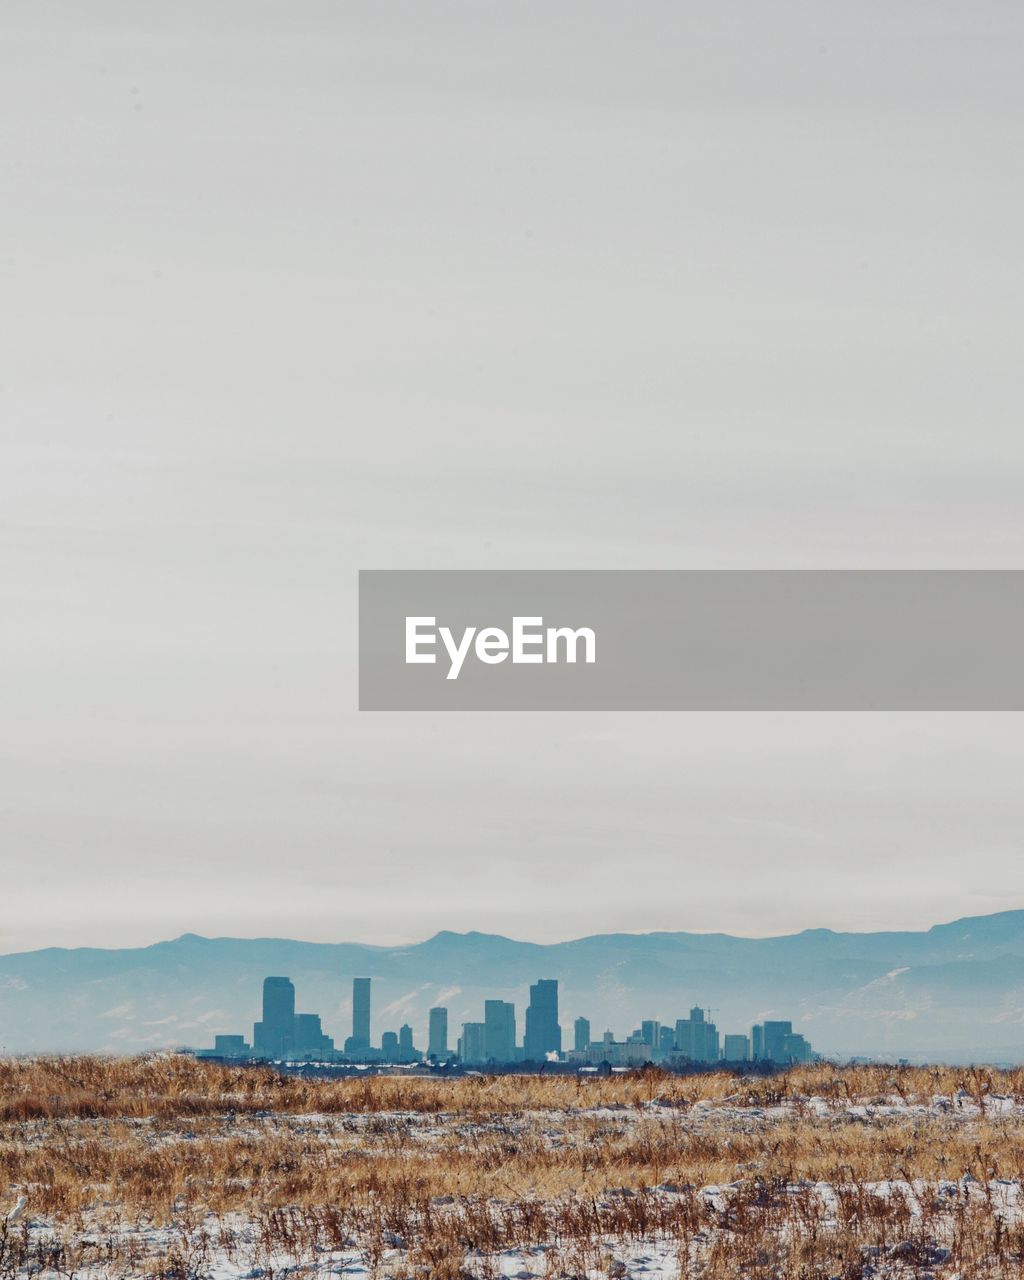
left=3, top=912, right=1024, bottom=1063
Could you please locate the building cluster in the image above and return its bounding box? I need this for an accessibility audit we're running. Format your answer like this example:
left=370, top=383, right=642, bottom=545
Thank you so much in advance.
left=201, top=975, right=817, bottom=1068
left=567, top=1006, right=814, bottom=1067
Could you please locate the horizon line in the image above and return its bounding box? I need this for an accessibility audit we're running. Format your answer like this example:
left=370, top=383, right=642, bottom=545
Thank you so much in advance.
left=4, top=905, right=1024, bottom=961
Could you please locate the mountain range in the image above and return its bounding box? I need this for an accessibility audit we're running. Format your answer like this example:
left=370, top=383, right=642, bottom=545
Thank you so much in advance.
left=3, top=911, right=1024, bottom=1062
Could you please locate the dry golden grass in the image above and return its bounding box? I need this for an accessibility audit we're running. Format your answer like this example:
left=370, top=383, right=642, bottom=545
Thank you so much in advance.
left=1, top=1054, right=1018, bottom=1121
left=4, top=1057, right=1024, bottom=1277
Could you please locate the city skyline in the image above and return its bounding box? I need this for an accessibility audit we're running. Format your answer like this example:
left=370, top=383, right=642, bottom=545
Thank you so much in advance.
left=4, top=909, right=1024, bottom=1063
left=201, top=973, right=817, bottom=1069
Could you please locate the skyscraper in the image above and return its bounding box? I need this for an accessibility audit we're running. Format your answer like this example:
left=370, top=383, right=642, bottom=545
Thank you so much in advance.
left=483, top=999, right=516, bottom=1063
left=782, top=1032, right=814, bottom=1063
left=524, top=979, right=561, bottom=1060
left=574, top=1016, right=591, bottom=1052
left=399, top=1023, right=416, bottom=1059
left=674, top=1007, right=719, bottom=1063
left=762, top=1021, right=793, bottom=1063
left=723, top=1033, right=750, bottom=1062
left=253, top=976, right=295, bottom=1058
left=293, top=1012, right=333, bottom=1059
left=428, top=1006, right=448, bottom=1060
left=351, top=977, right=371, bottom=1049
left=458, top=1021, right=486, bottom=1064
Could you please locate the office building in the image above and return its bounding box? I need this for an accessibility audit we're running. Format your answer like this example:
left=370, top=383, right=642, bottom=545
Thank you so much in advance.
left=483, top=1000, right=516, bottom=1063
left=782, top=1032, right=814, bottom=1063
left=351, top=977, right=371, bottom=1049
left=722, top=1034, right=750, bottom=1062
left=569, top=1039, right=651, bottom=1067
left=761, top=1020, right=793, bottom=1062
left=399, top=1023, right=416, bottom=1060
left=253, top=976, right=295, bottom=1058
left=640, top=1020, right=660, bottom=1048
left=428, top=1006, right=449, bottom=1059
left=459, top=1021, right=486, bottom=1064
left=674, top=1007, right=719, bottom=1063
left=213, top=1034, right=249, bottom=1057
left=658, top=1025, right=676, bottom=1055
left=293, top=1013, right=333, bottom=1059
left=381, top=1030, right=399, bottom=1058
left=574, top=1016, right=591, bottom=1052
left=524, top=979, right=561, bottom=1060
left=748, top=1020, right=818, bottom=1062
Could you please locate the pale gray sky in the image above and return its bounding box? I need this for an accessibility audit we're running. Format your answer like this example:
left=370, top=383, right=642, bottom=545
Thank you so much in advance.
left=2, top=1, right=1023, bottom=953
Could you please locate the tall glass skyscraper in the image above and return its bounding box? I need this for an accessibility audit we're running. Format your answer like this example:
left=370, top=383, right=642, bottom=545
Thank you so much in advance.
left=483, top=999, right=516, bottom=1063
left=351, top=977, right=371, bottom=1048
left=428, top=1006, right=448, bottom=1059
left=253, top=975, right=295, bottom=1058
left=524, top=978, right=561, bottom=1060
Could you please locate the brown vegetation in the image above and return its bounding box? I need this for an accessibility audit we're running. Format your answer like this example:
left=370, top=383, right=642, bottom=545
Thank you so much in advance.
left=1, top=1054, right=1019, bottom=1121
left=3, top=1057, right=1024, bottom=1277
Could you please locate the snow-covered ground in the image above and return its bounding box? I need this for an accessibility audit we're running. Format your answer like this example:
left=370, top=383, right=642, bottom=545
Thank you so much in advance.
left=6, top=1089, right=1024, bottom=1277
left=6, top=1174, right=1021, bottom=1279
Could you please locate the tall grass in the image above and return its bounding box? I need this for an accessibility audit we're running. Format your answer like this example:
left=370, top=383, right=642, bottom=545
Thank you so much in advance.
left=3, top=1057, right=1024, bottom=1277
left=1, top=1055, right=1018, bottom=1121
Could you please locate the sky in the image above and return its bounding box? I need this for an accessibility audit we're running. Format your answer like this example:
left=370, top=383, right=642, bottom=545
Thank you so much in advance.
left=2, top=1, right=1023, bottom=954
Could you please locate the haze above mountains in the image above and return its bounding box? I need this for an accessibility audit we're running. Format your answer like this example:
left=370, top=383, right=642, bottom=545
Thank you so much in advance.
left=3, top=911, right=1024, bottom=1063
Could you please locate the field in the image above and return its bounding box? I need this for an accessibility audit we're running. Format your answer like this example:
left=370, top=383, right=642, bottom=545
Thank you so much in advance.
left=5, top=1058, right=1024, bottom=1277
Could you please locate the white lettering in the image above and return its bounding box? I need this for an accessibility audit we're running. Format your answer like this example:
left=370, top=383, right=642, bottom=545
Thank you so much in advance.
left=475, top=627, right=509, bottom=664
left=405, top=617, right=437, bottom=663
left=546, top=625, right=596, bottom=664
left=439, top=625, right=477, bottom=680
left=404, top=616, right=596, bottom=679
left=512, top=616, right=545, bottom=663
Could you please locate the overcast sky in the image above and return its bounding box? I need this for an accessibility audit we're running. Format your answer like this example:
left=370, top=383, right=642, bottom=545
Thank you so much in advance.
left=2, top=1, right=1023, bottom=954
